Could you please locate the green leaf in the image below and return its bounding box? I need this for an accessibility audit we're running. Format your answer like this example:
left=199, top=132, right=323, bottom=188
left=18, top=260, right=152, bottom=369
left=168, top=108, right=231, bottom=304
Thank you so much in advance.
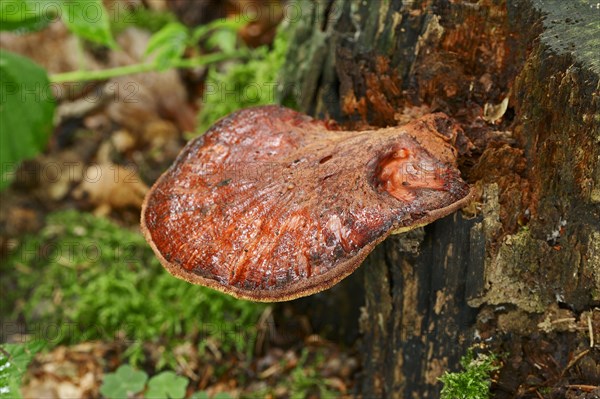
left=0, top=341, right=45, bottom=399
left=193, top=18, right=245, bottom=54
left=205, top=29, right=238, bottom=54
left=0, top=50, right=55, bottom=190
left=144, top=22, right=188, bottom=71
left=100, top=365, right=148, bottom=399
left=144, top=371, right=188, bottom=399
left=60, top=0, right=116, bottom=48
left=0, top=0, right=55, bottom=32
left=191, top=18, right=245, bottom=44
left=2, top=341, right=45, bottom=373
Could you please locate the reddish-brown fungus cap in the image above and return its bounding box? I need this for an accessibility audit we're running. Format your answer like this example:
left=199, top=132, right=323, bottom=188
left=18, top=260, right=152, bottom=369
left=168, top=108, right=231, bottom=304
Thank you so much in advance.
left=141, top=105, right=474, bottom=302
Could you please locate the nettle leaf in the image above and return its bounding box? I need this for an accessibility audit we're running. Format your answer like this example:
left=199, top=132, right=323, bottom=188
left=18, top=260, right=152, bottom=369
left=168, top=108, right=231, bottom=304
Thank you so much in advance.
left=144, top=371, right=188, bottom=399
left=0, top=50, right=55, bottom=191
left=100, top=365, right=148, bottom=399
left=60, top=0, right=116, bottom=48
left=0, top=0, right=55, bottom=32
left=145, top=22, right=188, bottom=71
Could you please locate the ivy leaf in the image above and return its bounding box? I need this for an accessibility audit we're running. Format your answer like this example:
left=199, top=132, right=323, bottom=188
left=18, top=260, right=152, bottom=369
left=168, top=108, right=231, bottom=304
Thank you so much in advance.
left=144, top=371, right=188, bottom=399
left=60, top=0, right=116, bottom=48
left=0, top=50, right=55, bottom=191
left=144, top=22, right=188, bottom=71
left=100, top=365, right=148, bottom=399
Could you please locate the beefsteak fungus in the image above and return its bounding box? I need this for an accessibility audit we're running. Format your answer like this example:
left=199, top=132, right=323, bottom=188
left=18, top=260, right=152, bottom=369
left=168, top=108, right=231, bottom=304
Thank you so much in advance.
left=141, top=105, right=474, bottom=301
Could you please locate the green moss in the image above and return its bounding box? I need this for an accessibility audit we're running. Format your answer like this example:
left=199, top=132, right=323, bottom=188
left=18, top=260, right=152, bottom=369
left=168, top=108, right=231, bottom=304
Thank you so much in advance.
left=2, top=210, right=266, bottom=367
left=439, top=349, right=500, bottom=399
left=534, top=0, right=600, bottom=74
left=196, top=22, right=291, bottom=133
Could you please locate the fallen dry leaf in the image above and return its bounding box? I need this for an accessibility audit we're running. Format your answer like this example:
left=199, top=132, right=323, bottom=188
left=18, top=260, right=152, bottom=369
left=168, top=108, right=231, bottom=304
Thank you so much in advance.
left=73, top=163, right=148, bottom=215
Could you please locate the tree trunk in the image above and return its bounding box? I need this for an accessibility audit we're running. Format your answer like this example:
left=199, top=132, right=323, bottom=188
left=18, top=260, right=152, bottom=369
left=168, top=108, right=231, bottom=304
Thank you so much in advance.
left=280, top=0, right=600, bottom=397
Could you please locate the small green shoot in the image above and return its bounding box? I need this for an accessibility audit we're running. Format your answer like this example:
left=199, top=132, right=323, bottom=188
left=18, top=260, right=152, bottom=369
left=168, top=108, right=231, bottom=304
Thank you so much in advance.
left=50, top=16, right=250, bottom=83
left=144, top=22, right=189, bottom=71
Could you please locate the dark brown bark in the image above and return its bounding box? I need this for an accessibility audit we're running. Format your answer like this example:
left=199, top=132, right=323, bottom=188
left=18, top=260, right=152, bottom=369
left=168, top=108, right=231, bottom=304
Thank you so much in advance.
left=280, top=0, right=600, bottom=397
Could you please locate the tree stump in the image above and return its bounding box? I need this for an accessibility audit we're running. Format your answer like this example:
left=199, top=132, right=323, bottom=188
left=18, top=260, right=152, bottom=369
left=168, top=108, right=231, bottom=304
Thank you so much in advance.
left=279, top=0, right=600, bottom=397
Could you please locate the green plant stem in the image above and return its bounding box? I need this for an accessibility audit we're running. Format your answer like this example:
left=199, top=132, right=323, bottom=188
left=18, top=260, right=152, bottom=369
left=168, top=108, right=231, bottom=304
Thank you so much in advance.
left=49, top=51, right=247, bottom=83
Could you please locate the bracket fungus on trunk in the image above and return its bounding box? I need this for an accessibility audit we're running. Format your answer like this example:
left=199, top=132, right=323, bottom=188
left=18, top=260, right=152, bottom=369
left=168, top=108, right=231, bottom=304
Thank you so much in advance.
left=141, top=105, right=474, bottom=302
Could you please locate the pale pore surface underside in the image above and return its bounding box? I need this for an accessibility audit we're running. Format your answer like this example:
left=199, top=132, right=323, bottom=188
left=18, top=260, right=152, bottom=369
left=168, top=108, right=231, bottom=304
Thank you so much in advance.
left=142, top=105, right=472, bottom=301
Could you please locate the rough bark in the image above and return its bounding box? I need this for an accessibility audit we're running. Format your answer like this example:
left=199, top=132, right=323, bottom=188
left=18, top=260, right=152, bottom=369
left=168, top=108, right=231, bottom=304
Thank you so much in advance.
left=280, top=0, right=600, bottom=397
